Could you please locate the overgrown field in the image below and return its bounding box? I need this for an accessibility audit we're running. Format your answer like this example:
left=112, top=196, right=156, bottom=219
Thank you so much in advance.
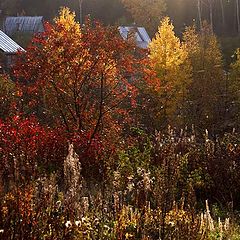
left=2, top=123, right=240, bottom=239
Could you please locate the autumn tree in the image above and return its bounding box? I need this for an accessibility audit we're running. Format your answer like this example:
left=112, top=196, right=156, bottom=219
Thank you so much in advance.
left=183, top=24, right=226, bottom=132
left=148, top=17, right=192, bottom=128
left=14, top=8, right=142, bottom=157
left=229, top=49, right=240, bottom=127
left=121, top=0, right=166, bottom=35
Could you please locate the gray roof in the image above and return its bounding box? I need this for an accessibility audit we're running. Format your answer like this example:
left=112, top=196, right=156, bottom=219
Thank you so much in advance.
left=119, top=26, right=151, bottom=49
left=4, top=16, right=44, bottom=35
left=0, top=30, right=25, bottom=54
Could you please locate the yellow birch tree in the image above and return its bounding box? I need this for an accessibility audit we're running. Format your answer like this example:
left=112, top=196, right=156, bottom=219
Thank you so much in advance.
left=149, top=17, right=192, bottom=127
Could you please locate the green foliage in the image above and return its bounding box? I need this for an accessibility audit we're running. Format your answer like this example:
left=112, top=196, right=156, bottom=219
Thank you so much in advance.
left=0, top=74, right=17, bottom=118
left=229, top=49, right=240, bottom=126
left=118, top=128, right=152, bottom=172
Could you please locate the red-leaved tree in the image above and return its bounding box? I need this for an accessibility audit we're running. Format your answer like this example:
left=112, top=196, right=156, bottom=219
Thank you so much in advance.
left=14, top=8, right=143, bottom=145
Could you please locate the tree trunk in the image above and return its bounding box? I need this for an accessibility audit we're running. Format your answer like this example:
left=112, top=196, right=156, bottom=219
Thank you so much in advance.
left=237, top=0, right=240, bottom=34
left=219, top=0, right=225, bottom=31
left=197, top=0, right=203, bottom=30
left=208, top=0, right=214, bottom=32
left=78, top=0, right=83, bottom=25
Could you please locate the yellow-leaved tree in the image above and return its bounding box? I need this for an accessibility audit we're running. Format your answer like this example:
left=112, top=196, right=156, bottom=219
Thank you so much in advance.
left=183, top=24, right=226, bottom=132
left=148, top=17, right=192, bottom=127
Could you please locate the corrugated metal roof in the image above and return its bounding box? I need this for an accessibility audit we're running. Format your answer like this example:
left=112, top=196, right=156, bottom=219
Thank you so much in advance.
left=0, top=30, right=25, bottom=54
left=119, top=26, right=151, bottom=49
left=4, top=16, right=44, bottom=35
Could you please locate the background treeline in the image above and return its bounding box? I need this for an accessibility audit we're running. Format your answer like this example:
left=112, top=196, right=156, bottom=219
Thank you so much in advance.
left=1, top=0, right=240, bottom=36
left=1, top=0, right=240, bottom=65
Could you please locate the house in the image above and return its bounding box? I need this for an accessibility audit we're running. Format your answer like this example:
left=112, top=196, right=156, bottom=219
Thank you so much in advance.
left=0, top=30, right=25, bottom=71
left=3, top=16, right=44, bottom=36
left=119, top=26, right=151, bottom=49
